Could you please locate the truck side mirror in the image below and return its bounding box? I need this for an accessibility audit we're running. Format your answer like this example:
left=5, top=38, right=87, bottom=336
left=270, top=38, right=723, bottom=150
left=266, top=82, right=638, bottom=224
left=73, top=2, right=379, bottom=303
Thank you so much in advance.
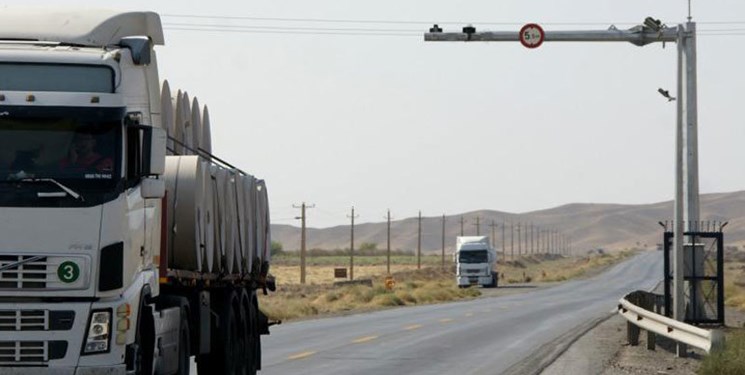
left=144, top=127, right=166, bottom=176
left=126, top=115, right=165, bottom=179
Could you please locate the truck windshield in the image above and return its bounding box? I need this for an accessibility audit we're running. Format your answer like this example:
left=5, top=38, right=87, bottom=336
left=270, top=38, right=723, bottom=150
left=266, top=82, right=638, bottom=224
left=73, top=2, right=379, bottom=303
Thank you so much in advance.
left=459, top=250, right=488, bottom=263
left=0, top=107, right=122, bottom=205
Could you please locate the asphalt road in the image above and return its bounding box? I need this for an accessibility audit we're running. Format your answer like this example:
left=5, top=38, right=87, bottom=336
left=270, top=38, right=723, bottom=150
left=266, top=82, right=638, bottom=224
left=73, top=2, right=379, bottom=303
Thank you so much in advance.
left=194, top=251, right=663, bottom=375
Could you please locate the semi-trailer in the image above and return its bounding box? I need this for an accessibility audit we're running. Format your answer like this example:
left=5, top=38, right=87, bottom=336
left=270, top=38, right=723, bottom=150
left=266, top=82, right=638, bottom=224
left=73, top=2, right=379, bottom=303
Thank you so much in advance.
left=0, top=9, right=275, bottom=374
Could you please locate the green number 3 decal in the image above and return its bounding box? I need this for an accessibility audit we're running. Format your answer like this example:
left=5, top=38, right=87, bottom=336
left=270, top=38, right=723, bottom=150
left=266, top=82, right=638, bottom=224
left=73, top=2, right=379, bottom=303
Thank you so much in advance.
left=57, top=261, right=80, bottom=283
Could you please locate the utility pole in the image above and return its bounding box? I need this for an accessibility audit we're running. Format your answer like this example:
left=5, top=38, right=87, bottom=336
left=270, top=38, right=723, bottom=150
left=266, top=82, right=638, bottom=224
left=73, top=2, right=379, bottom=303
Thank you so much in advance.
left=530, top=223, right=534, bottom=255
left=386, top=210, right=392, bottom=274
left=489, top=220, right=498, bottom=251
left=553, top=229, right=558, bottom=255
left=347, top=206, right=359, bottom=280
left=417, top=210, right=422, bottom=270
left=293, top=202, right=315, bottom=284
left=517, top=223, right=522, bottom=256
left=460, top=216, right=465, bottom=236
left=441, top=214, right=446, bottom=269
left=473, top=216, right=481, bottom=236
left=501, top=220, right=506, bottom=259
left=510, top=222, right=514, bottom=260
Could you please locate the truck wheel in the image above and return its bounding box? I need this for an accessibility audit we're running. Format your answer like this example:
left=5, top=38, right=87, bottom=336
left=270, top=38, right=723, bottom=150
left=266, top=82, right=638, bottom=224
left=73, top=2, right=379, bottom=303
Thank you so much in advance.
left=134, top=303, right=155, bottom=375
left=252, top=293, right=263, bottom=373
left=239, top=290, right=257, bottom=375
left=197, top=290, right=240, bottom=375
left=176, top=305, right=191, bottom=375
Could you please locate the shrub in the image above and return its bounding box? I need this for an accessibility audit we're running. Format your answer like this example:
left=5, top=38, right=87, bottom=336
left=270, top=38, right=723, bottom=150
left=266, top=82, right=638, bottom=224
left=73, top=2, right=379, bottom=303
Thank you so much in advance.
left=699, top=331, right=745, bottom=375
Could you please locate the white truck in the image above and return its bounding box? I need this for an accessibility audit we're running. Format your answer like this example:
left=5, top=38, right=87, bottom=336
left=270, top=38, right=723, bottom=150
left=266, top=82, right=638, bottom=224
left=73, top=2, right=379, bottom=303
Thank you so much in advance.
left=455, top=236, right=498, bottom=288
left=0, top=9, right=276, bottom=375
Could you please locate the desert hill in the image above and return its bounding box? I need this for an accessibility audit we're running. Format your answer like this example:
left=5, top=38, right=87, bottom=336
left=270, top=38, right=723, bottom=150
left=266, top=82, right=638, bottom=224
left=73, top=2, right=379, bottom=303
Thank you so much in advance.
left=270, top=190, right=745, bottom=254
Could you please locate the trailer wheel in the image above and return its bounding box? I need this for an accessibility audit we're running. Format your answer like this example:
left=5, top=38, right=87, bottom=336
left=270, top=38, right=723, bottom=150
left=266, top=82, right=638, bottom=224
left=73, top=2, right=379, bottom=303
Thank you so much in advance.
left=176, top=305, right=191, bottom=375
left=198, top=290, right=240, bottom=375
left=239, top=289, right=257, bottom=375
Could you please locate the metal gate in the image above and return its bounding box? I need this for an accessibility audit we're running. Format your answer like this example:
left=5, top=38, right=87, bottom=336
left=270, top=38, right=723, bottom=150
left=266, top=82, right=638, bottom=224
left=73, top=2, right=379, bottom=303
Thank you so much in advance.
left=663, top=228, right=724, bottom=325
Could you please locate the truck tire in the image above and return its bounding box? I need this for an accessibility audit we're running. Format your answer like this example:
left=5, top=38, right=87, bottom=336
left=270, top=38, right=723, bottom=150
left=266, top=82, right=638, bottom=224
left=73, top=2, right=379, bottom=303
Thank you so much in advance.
left=176, top=305, right=191, bottom=375
left=239, top=289, right=257, bottom=375
left=197, top=290, right=240, bottom=375
left=134, top=302, right=155, bottom=375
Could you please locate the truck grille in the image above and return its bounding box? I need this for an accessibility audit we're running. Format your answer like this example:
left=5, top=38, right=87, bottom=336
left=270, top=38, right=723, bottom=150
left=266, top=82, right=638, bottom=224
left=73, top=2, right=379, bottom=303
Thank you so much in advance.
left=0, top=341, right=47, bottom=364
left=0, top=310, right=46, bottom=331
left=0, top=255, right=49, bottom=289
left=465, top=269, right=482, bottom=274
left=0, top=310, right=75, bottom=332
left=0, top=341, right=67, bottom=365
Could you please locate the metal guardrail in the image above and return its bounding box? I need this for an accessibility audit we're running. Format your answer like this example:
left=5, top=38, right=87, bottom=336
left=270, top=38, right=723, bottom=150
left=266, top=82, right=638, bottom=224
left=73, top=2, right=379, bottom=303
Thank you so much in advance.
left=617, top=290, right=725, bottom=353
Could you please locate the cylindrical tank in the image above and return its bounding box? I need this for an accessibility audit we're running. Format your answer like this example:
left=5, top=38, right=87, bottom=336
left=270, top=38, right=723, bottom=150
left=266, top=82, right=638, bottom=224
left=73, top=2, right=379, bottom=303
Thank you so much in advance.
left=160, top=81, right=175, bottom=155
left=201, top=105, right=212, bottom=156
left=172, top=91, right=184, bottom=155
left=191, top=97, right=202, bottom=154
left=220, top=169, right=238, bottom=274
left=200, top=160, right=214, bottom=272
left=180, top=92, right=194, bottom=154
left=164, top=155, right=207, bottom=272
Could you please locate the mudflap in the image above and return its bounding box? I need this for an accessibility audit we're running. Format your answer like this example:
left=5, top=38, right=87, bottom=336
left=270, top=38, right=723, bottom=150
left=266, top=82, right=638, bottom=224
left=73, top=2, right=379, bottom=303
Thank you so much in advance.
left=257, top=308, right=271, bottom=335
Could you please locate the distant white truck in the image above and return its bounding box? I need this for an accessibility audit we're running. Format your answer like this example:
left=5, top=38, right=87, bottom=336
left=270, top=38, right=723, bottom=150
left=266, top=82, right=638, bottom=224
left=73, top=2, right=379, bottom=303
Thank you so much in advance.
left=455, top=236, right=498, bottom=288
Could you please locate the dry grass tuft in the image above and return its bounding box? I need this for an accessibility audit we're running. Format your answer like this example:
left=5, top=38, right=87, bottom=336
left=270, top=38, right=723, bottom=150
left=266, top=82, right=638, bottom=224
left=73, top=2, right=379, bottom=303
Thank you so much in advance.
left=699, top=330, right=745, bottom=375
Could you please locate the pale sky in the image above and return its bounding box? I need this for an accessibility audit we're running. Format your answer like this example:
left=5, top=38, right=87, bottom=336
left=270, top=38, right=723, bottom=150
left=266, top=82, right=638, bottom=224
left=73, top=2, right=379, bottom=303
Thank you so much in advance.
left=6, top=0, right=745, bottom=227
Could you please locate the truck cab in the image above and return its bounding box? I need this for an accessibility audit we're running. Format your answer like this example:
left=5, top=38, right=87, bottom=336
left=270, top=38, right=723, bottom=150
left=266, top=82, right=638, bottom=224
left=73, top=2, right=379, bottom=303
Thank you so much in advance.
left=0, top=9, right=170, bottom=374
left=455, top=236, right=498, bottom=288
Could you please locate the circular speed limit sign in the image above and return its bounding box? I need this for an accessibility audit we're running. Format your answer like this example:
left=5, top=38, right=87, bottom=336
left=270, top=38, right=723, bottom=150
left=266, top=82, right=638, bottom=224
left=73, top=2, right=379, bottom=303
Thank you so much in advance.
left=519, top=23, right=545, bottom=49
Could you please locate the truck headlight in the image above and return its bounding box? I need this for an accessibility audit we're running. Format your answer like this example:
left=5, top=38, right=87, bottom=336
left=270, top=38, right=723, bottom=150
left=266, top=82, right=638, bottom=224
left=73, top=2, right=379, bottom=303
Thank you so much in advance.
left=83, top=310, right=111, bottom=354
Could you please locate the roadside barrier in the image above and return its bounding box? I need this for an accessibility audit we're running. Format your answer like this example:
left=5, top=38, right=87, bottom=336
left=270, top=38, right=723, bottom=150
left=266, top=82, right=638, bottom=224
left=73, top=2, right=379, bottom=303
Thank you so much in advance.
left=618, top=290, right=724, bottom=353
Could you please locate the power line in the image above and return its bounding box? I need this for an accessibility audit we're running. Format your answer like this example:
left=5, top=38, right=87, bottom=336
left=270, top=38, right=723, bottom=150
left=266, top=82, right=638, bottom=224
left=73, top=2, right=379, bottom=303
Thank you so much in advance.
left=163, top=22, right=422, bottom=33
left=165, top=27, right=420, bottom=37
left=163, top=13, right=643, bottom=26
left=163, top=13, right=745, bottom=28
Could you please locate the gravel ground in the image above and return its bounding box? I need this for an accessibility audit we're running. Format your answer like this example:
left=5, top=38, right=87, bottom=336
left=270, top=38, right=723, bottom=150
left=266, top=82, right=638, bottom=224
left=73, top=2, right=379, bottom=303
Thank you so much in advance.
left=542, top=307, right=745, bottom=375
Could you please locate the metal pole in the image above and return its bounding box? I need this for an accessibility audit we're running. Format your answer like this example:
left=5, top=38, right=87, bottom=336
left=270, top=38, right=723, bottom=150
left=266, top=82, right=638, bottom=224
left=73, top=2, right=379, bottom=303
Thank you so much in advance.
left=425, top=28, right=678, bottom=44
left=674, top=22, right=700, bottom=357
left=460, top=216, right=465, bottom=236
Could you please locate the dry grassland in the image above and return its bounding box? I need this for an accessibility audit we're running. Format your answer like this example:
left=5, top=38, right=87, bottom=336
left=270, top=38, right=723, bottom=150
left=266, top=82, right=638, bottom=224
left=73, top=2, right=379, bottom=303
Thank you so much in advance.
left=259, top=251, right=636, bottom=321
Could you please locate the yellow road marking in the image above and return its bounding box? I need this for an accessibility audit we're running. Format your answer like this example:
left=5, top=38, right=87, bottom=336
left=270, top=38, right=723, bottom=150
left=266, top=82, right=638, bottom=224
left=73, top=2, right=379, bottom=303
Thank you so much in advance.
left=404, top=324, right=422, bottom=331
left=352, top=335, right=378, bottom=344
left=287, top=351, right=316, bottom=360
left=465, top=312, right=474, bottom=317
left=439, top=318, right=454, bottom=323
